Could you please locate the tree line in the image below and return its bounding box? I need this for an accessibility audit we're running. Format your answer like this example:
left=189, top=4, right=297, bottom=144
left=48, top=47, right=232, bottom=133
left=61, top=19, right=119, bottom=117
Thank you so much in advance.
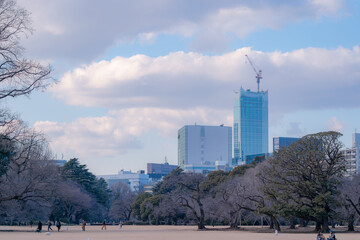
left=0, top=0, right=359, bottom=233
left=129, top=131, right=360, bottom=233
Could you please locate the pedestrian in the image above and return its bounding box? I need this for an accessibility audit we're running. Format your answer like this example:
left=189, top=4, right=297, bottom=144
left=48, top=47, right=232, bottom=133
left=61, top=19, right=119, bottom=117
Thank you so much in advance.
left=119, top=220, right=122, bottom=229
left=101, top=219, right=106, bottom=230
left=47, top=221, right=53, bottom=231
left=56, top=220, right=61, bottom=232
left=29, top=220, right=33, bottom=228
left=36, top=221, right=42, bottom=232
left=82, top=220, right=86, bottom=231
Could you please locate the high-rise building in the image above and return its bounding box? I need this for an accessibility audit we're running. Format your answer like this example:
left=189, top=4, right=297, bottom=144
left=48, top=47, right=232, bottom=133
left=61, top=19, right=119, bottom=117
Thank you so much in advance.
left=178, top=124, right=232, bottom=173
left=273, top=137, right=300, bottom=152
left=233, top=88, right=268, bottom=164
left=342, top=132, right=360, bottom=176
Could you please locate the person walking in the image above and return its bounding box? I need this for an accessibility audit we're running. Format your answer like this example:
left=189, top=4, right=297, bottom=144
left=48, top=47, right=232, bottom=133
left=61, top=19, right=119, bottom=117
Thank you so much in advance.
left=29, top=220, right=33, bottom=228
left=47, top=221, right=53, bottom=231
left=101, top=219, right=106, bottom=230
left=82, top=220, right=86, bottom=231
left=119, top=221, right=122, bottom=229
left=36, top=221, right=42, bottom=232
left=56, top=220, right=61, bottom=232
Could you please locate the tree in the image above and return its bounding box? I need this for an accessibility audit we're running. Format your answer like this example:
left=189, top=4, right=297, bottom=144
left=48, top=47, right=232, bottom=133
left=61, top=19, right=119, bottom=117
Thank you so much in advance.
left=0, top=0, right=52, bottom=101
left=258, top=131, right=345, bottom=232
left=51, top=180, right=91, bottom=224
left=131, top=192, right=152, bottom=221
left=341, top=174, right=360, bottom=231
left=61, top=158, right=110, bottom=207
left=0, top=123, right=58, bottom=222
left=171, top=173, right=206, bottom=229
left=108, top=182, right=136, bottom=222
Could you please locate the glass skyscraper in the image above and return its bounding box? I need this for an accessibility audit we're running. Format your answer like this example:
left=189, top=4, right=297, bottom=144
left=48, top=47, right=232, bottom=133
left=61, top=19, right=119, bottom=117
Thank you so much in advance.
left=178, top=125, right=232, bottom=172
left=233, top=88, right=268, bottom=164
left=273, top=137, right=300, bottom=152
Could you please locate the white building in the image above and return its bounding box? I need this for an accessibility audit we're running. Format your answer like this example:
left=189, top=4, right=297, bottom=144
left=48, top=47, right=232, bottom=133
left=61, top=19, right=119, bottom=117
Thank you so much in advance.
left=341, top=132, right=360, bottom=176
left=178, top=124, right=232, bottom=174
left=98, top=170, right=149, bottom=191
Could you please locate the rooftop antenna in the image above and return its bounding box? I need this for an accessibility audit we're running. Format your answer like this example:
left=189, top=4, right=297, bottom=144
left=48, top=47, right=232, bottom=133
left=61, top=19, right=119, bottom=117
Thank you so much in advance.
left=245, top=54, right=262, bottom=92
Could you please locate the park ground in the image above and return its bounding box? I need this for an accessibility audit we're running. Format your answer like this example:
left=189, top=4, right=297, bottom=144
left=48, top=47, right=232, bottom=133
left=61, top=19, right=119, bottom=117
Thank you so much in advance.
left=0, top=225, right=359, bottom=240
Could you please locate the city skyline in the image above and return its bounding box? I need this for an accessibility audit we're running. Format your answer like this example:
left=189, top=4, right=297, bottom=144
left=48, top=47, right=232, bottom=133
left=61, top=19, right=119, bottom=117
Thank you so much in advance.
left=4, top=0, right=360, bottom=174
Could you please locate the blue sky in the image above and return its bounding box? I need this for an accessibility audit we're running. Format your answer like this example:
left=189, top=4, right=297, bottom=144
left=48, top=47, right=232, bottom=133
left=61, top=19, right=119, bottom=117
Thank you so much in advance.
left=6, top=0, right=360, bottom=174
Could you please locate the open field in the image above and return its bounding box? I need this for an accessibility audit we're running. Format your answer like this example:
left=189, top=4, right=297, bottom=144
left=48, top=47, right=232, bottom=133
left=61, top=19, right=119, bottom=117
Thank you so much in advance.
left=0, top=225, right=359, bottom=240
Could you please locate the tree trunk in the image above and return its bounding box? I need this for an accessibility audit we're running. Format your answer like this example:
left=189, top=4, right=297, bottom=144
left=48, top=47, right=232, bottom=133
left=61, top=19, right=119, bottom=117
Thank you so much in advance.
left=229, top=211, right=239, bottom=229
left=269, top=217, right=274, bottom=229
left=322, top=216, right=329, bottom=233
left=270, top=216, right=280, bottom=231
left=289, top=217, right=296, bottom=229
left=348, top=214, right=355, bottom=231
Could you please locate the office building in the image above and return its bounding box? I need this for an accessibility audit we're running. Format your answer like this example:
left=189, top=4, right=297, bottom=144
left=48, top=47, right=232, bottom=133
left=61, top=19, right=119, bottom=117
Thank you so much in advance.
left=342, top=132, right=360, bottom=176
left=245, top=153, right=271, bottom=165
left=233, top=88, right=268, bottom=164
left=273, top=137, right=300, bottom=152
left=147, top=159, right=178, bottom=181
left=98, top=170, right=149, bottom=191
left=178, top=124, right=232, bottom=174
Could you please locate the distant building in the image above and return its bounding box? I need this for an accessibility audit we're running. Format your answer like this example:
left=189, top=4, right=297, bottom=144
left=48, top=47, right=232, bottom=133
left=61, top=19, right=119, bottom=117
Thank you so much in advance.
left=178, top=124, right=232, bottom=174
left=98, top=170, right=149, bottom=191
left=53, top=160, right=67, bottom=167
left=273, top=137, right=300, bottom=152
left=233, top=88, right=268, bottom=165
left=245, top=153, right=271, bottom=165
left=342, top=148, right=359, bottom=177
left=341, top=132, right=360, bottom=176
left=147, top=159, right=178, bottom=181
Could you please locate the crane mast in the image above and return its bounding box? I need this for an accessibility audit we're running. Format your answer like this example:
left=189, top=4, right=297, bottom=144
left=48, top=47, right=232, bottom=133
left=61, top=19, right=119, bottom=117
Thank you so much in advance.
left=245, top=54, right=262, bottom=92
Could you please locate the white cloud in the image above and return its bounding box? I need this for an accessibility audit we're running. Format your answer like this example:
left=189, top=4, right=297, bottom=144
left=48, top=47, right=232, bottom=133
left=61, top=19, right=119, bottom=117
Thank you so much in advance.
left=327, top=117, right=345, bottom=132
left=34, top=108, right=232, bottom=159
left=52, top=46, right=360, bottom=114
left=17, top=0, right=345, bottom=61
left=44, top=45, right=360, bottom=161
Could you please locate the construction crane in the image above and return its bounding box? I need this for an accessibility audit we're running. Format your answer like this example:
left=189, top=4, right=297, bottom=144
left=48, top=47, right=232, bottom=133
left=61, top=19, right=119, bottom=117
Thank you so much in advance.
left=245, top=54, right=262, bottom=92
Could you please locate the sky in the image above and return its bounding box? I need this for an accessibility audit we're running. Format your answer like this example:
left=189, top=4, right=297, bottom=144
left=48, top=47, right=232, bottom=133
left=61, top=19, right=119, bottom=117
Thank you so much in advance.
left=4, top=0, right=360, bottom=174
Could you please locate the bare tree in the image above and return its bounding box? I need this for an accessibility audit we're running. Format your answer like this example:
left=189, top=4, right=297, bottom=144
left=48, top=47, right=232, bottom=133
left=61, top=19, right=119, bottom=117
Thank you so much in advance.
left=108, top=182, right=136, bottom=222
left=0, top=121, right=59, bottom=223
left=0, top=0, right=52, bottom=100
left=341, top=174, right=360, bottom=231
left=171, top=173, right=206, bottom=229
left=52, top=180, right=91, bottom=224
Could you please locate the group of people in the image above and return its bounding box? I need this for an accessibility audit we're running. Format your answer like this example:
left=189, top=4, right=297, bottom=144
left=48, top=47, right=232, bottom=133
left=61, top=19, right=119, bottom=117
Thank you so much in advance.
left=35, top=220, right=61, bottom=232
left=35, top=219, right=123, bottom=232
left=316, top=230, right=337, bottom=240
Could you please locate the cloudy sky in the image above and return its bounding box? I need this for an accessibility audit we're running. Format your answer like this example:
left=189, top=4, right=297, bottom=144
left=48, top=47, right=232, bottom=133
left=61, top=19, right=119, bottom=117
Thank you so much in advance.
left=5, top=0, right=360, bottom=174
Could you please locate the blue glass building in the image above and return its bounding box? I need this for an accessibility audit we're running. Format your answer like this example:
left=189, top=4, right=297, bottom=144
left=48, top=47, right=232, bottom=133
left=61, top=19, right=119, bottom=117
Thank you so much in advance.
left=233, top=88, right=268, bottom=164
left=273, top=137, right=300, bottom=152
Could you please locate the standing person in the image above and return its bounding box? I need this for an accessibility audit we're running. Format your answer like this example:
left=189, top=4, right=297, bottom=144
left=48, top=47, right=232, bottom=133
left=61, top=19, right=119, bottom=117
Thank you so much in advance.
left=29, top=220, right=33, bottom=228
left=36, top=221, right=42, bottom=232
left=82, top=220, right=86, bottom=231
left=56, top=220, right=61, bottom=232
left=47, top=221, right=53, bottom=231
left=101, top=219, right=106, bottom=230
left=119, top=221, right=122, bottom=229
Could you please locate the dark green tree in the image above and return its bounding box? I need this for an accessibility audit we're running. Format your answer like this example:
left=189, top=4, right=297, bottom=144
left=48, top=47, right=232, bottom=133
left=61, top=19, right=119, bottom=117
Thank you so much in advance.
left=131, top=192, right=152, bottom=220
left=258, top=131, right=345, bottom=232
left=61, top=158, right=110, bottom=207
